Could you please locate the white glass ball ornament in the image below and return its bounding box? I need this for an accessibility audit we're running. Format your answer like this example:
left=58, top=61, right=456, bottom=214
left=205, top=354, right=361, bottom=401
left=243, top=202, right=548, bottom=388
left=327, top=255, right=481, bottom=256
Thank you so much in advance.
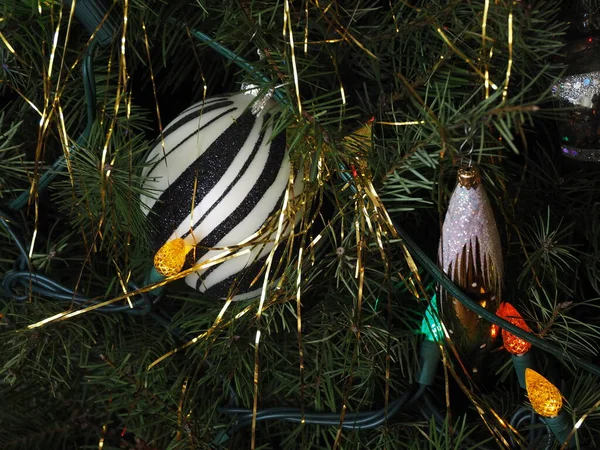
left=141, top=92, right=303, bottom=300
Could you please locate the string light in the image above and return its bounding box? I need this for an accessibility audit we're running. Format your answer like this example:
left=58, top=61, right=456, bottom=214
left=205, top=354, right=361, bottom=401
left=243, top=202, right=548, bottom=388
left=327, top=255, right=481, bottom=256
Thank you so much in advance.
left=421, top=294, right=444, bottom=343
left=154, top=238, right=193, bottom=277
left=497, top=302, right=533, bottom=389
left=0, top=6, right=591, bottom=446
left=525, top=368, right=562, bottom=418
left=497, top=302, right=532, bottom=355
left=418, top=294, right=443, bottom=386
left=525, top=369, right=574, bottom=446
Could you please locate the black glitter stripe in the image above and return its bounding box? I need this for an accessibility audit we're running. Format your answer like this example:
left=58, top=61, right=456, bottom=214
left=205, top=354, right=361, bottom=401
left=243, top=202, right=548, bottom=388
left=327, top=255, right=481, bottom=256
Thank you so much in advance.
left=149, top=109, right=258, bottom=250
left=181, top=113, right=269, bottom=240
left=178, top=95, right=230, bottom=117
left=199, top=244, right=287, bottom=298
left=146, top=101, right=236, bottom=178
left=193, top=189, right=286, bottom=291
left=162, top=98, right=233, bottom=139
left=194, top=129, right=286, bottom=251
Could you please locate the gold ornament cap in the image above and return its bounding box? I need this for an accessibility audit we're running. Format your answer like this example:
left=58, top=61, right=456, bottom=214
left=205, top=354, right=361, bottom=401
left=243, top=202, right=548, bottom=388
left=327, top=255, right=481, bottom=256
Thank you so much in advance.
left=154, top=238, right=192, bottom=277
left=457, top=166, right=481, bottom=189
left=525, top=368, right=563, bottom=418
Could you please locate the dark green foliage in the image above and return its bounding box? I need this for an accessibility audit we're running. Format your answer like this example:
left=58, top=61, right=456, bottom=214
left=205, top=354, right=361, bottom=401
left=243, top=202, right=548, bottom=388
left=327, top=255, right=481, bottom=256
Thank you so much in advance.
left=1, top=0, right=598, bottom=449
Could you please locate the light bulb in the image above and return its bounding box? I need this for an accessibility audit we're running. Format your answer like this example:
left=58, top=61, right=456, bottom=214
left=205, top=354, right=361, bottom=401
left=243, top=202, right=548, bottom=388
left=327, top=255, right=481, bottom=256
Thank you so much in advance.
left=418, top=294, right=443, bottom=386
left=154, top=238, right=193, bottom=277
left=525, top=368, right=563, bottom=418
left=497, top=302, right=532, bottom=355
left=421, top=294, right=444, bottom=342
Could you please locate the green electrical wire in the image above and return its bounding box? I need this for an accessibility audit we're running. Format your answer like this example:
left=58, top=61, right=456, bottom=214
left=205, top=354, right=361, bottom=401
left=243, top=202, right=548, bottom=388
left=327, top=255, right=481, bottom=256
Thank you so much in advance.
left=392, top=220, right=600, bottom=378
left=1, top=210, right=151, bottom=313
left=1, top=13, right=596, bottom=377
left=0, top=34, right=152, bottom=314
left=175, top=19, right=287, bottom=104
left=7, top=38, right=99, bottom=212
left=223, top=391, right=413, bottom=430
left=1, top=16, right=597, bottom=439
left=184, top=23, right=600, bottom=378
left=0, top=213, right=28, bottom=263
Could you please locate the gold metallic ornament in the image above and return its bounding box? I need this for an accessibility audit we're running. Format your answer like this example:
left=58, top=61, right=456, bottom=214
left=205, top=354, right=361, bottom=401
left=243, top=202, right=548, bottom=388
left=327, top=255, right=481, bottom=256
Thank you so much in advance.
left=525, top=368, right=563, bottom=418
left=342, top=117, right=374, bottom=177
left=439, top=167, right=503, bottom=355
left=154, top=238, right=193, bottom=277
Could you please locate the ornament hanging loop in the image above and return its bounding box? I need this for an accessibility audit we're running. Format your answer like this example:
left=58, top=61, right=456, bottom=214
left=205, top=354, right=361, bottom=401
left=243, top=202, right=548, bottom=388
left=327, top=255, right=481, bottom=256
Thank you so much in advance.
left=459, top=124, right=475, bottom=168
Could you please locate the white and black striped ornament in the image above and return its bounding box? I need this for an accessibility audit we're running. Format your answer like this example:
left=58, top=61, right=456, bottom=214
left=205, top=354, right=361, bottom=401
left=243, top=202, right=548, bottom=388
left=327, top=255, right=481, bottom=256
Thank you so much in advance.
left=141, top=92, right=301, bottom=300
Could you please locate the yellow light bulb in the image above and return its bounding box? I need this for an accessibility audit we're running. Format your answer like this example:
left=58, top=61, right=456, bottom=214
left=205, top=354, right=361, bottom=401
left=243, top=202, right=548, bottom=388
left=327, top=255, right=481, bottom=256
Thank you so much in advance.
left=525, top=368, right=563, bottom=418
left=154, top=238, right=193, bottom=277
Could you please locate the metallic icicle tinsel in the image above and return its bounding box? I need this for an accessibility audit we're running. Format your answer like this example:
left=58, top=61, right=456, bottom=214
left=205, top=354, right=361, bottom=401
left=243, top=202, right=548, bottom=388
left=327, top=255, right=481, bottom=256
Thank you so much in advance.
left=439, top=167, right=503, bottom=355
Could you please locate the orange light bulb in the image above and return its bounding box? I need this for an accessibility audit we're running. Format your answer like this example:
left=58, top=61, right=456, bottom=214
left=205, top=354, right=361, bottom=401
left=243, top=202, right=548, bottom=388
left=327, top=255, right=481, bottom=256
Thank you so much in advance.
left=154, top=238, right=193, bottom=277
left=497, top=302, right=532, bottom=355
left=525, top=368, right=563, bottom=418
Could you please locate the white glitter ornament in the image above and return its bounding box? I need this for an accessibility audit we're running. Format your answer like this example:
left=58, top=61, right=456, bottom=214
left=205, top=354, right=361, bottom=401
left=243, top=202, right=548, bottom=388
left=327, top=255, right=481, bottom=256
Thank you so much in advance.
left=439, top=167, right=503, bottom=352
left=551, top=36, right=600, bottom=162
left=141, top=92, right=303, bottom=300
left=552, top=70, right=600, bottom=162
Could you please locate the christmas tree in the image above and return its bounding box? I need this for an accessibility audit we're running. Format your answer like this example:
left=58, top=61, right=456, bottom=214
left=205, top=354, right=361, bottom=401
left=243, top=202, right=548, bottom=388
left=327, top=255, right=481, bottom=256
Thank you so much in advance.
left=1, top=0, right=600, bottom=448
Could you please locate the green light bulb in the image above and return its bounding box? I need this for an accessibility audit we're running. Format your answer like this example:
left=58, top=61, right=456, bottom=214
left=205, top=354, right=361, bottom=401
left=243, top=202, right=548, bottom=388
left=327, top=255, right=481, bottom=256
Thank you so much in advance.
left=421, top=294, right=444, bottom=342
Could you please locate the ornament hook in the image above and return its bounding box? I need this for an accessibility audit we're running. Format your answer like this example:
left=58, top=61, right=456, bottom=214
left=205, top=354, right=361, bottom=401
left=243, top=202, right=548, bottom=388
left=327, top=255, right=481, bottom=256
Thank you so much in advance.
left=459, top=124, right=475, bottom=168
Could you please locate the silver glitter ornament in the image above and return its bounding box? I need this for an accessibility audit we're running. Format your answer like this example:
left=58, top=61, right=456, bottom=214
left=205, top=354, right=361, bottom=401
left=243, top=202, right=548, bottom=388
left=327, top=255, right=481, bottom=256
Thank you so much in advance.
left=552, top=36, right=600, bottom=162
left=439, top=167, right=503, bottom=354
